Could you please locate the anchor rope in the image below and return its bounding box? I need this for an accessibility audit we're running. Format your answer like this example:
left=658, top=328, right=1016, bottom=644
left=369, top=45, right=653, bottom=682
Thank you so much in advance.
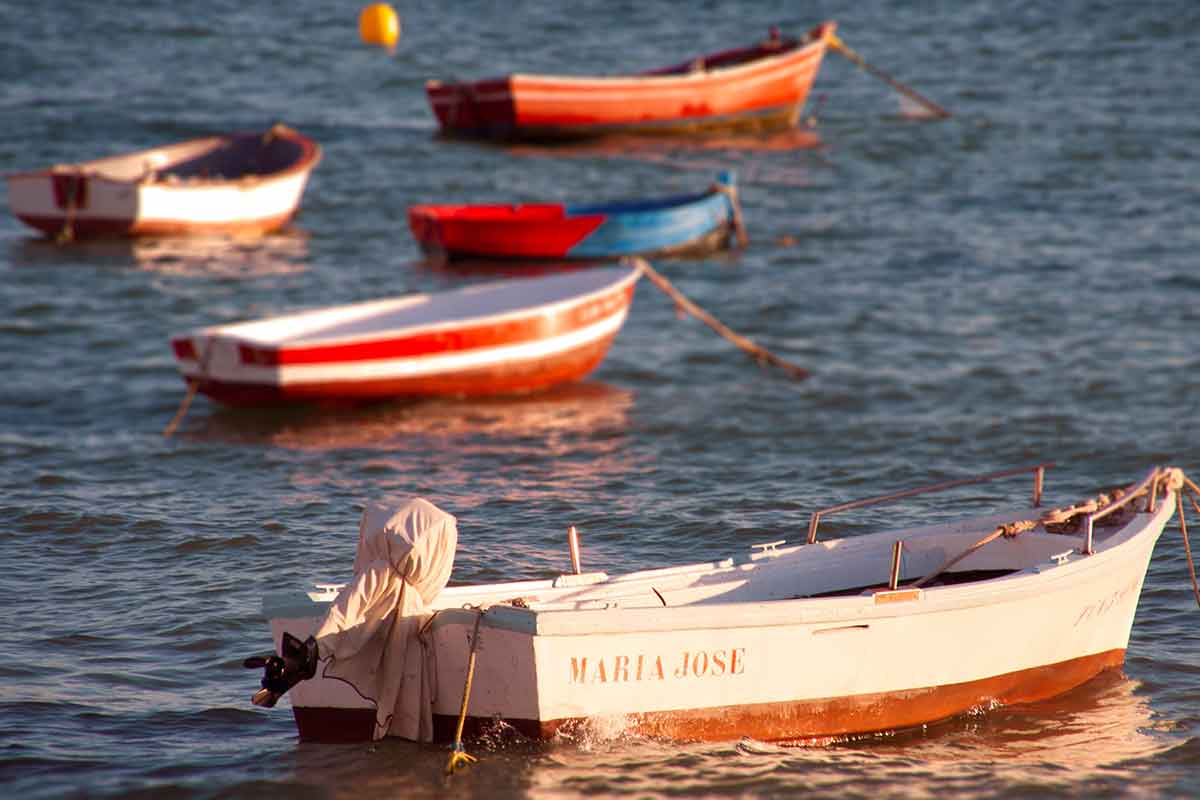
left=629, top=257, right=808, bottom=380
left=1178, top=480, right=1200, bottom=609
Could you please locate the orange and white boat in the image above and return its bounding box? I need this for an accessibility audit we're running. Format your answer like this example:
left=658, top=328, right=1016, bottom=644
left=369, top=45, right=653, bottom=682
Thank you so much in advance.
left=7, top=124, right=320, bottom=240
left=245, top=465, right=1198, bottom=745
left=426, top=23, right=835, bottom=141
left=170, top=264, right=641, bottom=406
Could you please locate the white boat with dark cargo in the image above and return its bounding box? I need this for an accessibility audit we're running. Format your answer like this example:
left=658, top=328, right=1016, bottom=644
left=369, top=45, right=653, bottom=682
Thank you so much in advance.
left=245, top=465, right=1200, bottom=746
left=7, top=124, right=320, bottom=241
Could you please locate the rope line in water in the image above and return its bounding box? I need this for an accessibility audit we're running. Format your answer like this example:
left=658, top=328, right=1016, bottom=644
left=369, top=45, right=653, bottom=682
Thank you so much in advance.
left=629, top=257, right=809, bottom=380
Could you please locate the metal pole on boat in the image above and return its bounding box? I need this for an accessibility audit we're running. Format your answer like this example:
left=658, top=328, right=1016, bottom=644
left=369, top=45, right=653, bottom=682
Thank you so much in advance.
left=888, top=541, right=903, bottom=590
left=568, top=525, right=582, bottom=575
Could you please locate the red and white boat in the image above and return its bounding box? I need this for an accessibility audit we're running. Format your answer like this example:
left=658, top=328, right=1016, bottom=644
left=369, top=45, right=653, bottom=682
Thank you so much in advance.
left=246, top=465, right=1198, bottom=745
left=7, top=124, right=320, bottom=240
left=426, top=23, right=834, bottom=141
left=170, top=264, right=641, bottom=406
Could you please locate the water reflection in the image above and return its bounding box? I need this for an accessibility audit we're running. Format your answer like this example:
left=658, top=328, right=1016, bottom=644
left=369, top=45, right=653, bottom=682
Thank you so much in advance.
left=503, top=126, right=829, bottom=189
left=413, top=255, right=593, bottom=280
left=503, top=127, right=824, bottom=160
left=7, top=228, right=311, bottom=277
left=273, top=671, right=1179, bottom=800
left=181, top=381, right=634, bottom=452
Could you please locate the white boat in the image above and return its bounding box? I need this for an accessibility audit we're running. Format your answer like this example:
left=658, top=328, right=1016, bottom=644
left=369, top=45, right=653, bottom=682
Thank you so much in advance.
left=245, top=465, right=1194, bottom=745
left=6, top=124, right=320, bottom=240
left=171, top=264, right=641, bottom=407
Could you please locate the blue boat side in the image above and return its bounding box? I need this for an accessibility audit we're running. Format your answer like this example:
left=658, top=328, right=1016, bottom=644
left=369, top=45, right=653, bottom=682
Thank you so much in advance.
left=564, top=172, right=737, bottom=258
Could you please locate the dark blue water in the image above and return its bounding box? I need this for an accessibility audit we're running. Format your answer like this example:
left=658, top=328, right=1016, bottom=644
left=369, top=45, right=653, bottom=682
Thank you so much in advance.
left=2, top=1, right=1198, bottom=797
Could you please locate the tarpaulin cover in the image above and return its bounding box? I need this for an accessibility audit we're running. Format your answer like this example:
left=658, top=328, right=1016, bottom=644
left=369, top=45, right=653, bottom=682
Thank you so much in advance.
left=313, top=498, right=457, bottom=740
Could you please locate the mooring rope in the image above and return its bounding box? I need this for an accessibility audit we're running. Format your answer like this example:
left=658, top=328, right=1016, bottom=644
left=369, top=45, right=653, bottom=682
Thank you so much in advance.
left=628, top=257, right=809, bottom=380
left=163, top=337, right=214, bottom=439
left=1177, top=476, right=1200, bottom=608
left=711, top=181, right=748, bottom=248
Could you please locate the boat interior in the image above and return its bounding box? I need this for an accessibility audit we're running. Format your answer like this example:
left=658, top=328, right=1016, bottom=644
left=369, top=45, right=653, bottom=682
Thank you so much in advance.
left=61, top=129, right=310, bottom=183
left=278, top=467, right=1164, bottom=624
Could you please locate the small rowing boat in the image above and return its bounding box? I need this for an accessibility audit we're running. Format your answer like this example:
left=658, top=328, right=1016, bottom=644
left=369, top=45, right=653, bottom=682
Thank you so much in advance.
left=244, top=465, right=1200, bottom=746
left=408, top=173, right=744, bottom=261
left=170, top=264, right=641, bottom=406
left=426, top=23, right=835, bottom=142
left=7, top=124, right=321, bottom=240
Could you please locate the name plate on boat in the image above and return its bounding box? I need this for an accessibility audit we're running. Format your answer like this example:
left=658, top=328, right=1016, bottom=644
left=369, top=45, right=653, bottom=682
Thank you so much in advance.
left=873, top=588, right=922, bottom=605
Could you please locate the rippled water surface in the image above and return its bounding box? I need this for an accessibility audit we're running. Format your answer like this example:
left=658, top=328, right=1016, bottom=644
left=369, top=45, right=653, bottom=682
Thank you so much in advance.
left=2, top=1, right=1198, bottom=797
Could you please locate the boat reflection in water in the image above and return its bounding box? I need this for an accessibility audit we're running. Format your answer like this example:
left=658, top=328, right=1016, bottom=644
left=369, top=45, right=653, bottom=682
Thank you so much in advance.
left=413, top=255, right=592, bottom=279
left=734, top=672, right=1175, bottom=791
left=279, top=672, right=1176, bottom=797
left=183, top=381, right=634, bottom=453
left=504, top=126, right=824, bottom=159
left=9, top=229, right=311, bottom=277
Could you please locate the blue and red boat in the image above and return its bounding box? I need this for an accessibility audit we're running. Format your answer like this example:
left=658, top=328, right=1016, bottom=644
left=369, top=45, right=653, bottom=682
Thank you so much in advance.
left=408, top=173, right=744, bottom=261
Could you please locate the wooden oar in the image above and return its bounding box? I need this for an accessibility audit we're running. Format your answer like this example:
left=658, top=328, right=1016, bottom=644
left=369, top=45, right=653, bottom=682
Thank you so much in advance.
left=629, top=257, right=809, bottom=381
left=828, top=33, right=951, bottom=119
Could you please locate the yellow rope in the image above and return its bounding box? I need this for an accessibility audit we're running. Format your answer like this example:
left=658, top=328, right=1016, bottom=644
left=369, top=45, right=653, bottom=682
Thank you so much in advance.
left=445, top=608, right=485, bottom=776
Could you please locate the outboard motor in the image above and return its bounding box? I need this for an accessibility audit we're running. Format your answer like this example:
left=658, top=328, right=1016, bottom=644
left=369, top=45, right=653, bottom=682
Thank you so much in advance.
left=244, top=632, right=318, bottom=708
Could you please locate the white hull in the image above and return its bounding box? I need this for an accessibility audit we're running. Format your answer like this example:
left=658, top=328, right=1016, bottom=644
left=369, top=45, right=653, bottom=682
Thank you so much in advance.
left=171, top=265, right=641, bottom=406
left=259, top=467, right=1181, bottom=743
left=6, top=125, right=320, bottom=239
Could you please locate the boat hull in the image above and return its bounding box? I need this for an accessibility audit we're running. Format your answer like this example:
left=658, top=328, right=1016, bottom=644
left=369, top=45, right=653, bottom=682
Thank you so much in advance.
left=426, top=23, right=833, bottom=142
left=298, top=648, right=1128, bottom=744
left=408, top=179, right=735, bottom=260
left=171, top=265, right=640, bottom=406
left=6, top=125, right=320, bottom=239
left=262, top=473, right=1175, bottom=744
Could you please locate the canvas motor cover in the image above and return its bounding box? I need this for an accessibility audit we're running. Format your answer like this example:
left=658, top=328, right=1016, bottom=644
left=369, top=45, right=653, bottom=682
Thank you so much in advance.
left=312, top=497, right=457, bottom=741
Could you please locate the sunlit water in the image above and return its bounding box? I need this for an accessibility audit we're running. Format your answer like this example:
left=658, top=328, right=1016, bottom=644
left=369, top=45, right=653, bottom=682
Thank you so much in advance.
left=1, top=1, right=1197, bottom=797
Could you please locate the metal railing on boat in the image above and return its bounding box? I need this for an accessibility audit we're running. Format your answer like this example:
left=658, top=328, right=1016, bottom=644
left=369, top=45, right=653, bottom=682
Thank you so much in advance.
left=806, top=463, right=1053, bottom=545
left=1081, top=466, right=1162, bottom=555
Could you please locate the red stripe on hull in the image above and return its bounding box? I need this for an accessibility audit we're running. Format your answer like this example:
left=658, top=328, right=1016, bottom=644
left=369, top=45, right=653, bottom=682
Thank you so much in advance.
left=14, top=210, right=298, bottom=239
left=237, top=282, right=634, bottom=366
left=186, top=331, right=620, bottom=406
left=291, top=649, right=1126, bottom=744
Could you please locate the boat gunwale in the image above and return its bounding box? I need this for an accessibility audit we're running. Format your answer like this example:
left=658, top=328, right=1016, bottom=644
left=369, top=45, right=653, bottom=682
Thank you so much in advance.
left=174, top=265, right=641, bottom=352
left=4, top=125, right=322, bottom=187
left=424, top=22, right=835, bottom=92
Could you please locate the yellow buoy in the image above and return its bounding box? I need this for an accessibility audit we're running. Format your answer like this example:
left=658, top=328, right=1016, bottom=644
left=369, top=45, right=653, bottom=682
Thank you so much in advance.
left=358, top=3, right=400, bottom=50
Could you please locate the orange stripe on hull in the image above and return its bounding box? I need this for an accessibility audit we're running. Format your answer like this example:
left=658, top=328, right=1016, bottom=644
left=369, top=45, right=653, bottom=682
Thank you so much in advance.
left=292, top=649, right=1127, bottom=744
